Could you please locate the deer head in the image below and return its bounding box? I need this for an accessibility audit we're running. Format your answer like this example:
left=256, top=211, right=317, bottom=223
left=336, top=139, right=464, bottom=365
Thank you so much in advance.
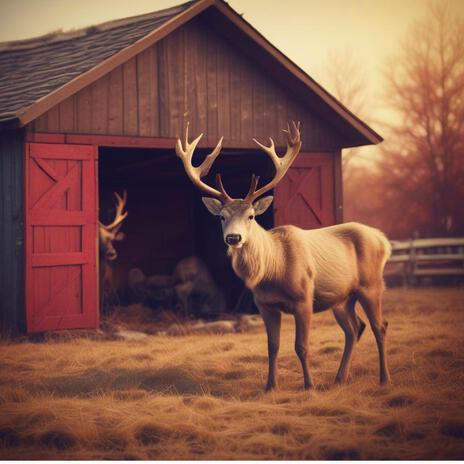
left=99, top=191, right=128, bottom=261
left=175, top=122, right=301, bottom=248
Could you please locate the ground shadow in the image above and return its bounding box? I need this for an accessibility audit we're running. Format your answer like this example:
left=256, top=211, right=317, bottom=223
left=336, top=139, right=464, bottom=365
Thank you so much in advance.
left=39, top=367, right=205, bottom=396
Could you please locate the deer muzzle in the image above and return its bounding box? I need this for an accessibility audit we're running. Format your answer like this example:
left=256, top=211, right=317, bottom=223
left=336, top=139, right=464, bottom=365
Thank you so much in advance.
left=225, top=234, right=242, bottom=246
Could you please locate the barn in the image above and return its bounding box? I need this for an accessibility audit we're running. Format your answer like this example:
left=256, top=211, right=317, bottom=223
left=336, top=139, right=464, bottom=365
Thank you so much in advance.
left=0, top=0, right=382, bottom=335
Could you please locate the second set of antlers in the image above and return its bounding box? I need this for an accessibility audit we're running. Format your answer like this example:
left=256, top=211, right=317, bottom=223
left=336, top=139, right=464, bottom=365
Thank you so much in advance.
left=175, top=121, right=302, bottom=203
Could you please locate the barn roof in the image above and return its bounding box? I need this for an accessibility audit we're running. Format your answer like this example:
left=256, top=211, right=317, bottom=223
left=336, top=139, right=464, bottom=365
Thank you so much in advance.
left=0, top=0, right=382, bottom=145
left=0, top=1, right=195, bottom=125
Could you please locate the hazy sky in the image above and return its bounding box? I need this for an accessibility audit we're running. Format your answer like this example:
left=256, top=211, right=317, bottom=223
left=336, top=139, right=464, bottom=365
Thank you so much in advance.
left=0, top=0, right=463, bottom=149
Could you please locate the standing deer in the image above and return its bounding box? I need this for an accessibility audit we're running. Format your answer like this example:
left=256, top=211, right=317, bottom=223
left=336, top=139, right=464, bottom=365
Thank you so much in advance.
left=99, top=191, right=128, bottom=311
left=175, top=122, right=391, bottom=390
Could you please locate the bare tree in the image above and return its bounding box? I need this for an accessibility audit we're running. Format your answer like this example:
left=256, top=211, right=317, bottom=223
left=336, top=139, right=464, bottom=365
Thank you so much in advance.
left=324, top=50, right=368, bottom=118
left=323, top=50, right=371, bottom=169
left=380, top=1, right=464, bottom=237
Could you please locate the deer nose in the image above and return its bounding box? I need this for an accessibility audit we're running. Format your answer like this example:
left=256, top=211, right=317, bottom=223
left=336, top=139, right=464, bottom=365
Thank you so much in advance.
left=225, top=234, right=242, bottom=245
left=106, top=250, right=117, bottom=261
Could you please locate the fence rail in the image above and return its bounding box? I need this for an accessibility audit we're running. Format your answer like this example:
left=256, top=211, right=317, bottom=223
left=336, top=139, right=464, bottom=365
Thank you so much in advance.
left=386, top=237, right=464, bottom=286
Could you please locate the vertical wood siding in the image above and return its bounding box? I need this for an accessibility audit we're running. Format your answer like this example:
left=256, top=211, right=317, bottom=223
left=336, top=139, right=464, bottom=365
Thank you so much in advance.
left=32, top=16, right=344, bottom=151
left=0, top=130, right=25, bottom=336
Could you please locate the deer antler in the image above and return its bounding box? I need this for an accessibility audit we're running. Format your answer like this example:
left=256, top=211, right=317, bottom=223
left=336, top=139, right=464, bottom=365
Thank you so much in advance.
left=247, top=121, right=302, bottom=202
left=244, top=174, right=260, bottom=202
left=99, top=190, right=128, bottom=231
left=175, top=122, right=232, bottom=202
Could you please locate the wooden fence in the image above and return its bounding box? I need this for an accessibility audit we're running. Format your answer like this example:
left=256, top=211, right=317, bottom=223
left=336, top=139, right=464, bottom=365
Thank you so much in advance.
left=385, top=237, right=464, bottom=286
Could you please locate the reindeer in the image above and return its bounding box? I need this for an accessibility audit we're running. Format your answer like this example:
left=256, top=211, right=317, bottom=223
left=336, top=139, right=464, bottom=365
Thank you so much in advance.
left=99, top=191, right=128, bottom=311
left=175, top=122, right=391, bottom=391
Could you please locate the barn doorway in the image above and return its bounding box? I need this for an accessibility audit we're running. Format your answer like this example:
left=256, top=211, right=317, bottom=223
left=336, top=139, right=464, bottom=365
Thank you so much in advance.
left=98, top=146, right=274, bottom=315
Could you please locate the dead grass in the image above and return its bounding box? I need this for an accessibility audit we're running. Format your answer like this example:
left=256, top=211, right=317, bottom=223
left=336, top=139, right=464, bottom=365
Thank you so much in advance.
left=104, top=304, right=180, bottom=334
left=0, top=288, right=463, bottom=459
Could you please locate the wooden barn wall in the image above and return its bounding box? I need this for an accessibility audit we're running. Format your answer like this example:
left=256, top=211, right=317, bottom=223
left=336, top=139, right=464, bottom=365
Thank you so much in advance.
left=0, top=130, right=25, bottom=335
left=32, top=16, right=345, bottom=151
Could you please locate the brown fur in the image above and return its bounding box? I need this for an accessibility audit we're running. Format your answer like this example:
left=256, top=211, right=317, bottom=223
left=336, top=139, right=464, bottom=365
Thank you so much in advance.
left=99, top=229, right=124, bottom=312
left=227, top=219, right=392, bottom=390
left=99, top=192, right=128, bottom=312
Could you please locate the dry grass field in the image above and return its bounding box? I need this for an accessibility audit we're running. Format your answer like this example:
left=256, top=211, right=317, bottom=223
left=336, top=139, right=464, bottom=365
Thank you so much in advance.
left=1, top=288, right=464, bottom=460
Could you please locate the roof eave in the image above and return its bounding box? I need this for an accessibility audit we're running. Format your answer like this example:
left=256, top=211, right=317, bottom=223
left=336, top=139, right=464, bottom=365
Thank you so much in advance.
left=0, top=115, right=22, bottom=131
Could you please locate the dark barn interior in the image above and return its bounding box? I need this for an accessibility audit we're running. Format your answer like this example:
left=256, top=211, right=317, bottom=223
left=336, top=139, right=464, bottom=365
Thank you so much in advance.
left=99, top=147, right=274, bottom=312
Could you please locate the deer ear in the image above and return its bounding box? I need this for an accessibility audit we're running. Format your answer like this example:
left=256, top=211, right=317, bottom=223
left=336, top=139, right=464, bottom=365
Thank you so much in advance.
left=253, top=196, right=273, bottom=215
left=201, top=197, right=223, bottom=216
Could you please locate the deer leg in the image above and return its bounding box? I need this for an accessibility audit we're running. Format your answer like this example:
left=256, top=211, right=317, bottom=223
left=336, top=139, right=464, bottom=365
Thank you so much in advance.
left=358, top=289, right=391, bottom=385
left=259, top=308, right=281, bottom=391
left=294, top=306, right=313, bottom=390
left=333, top=295, right=359, bottom=384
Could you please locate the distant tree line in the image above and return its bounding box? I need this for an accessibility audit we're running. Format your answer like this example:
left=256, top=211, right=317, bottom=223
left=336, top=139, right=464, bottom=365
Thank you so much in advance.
left=327, top=2, right=464, bottom=239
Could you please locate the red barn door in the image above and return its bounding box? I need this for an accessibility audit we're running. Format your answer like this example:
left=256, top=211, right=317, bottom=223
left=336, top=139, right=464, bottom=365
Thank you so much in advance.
left=25, top=143, right=98, bottom=332
left=274, top=153, right=335, bottom=229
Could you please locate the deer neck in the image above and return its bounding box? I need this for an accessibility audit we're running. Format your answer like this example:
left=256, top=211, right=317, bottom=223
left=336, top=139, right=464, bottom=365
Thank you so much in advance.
left=228, top=222, right=275, bottom=289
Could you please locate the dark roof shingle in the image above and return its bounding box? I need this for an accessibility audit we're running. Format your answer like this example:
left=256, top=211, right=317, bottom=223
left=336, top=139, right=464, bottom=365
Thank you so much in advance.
left=0, top=1, right=194, bottom=121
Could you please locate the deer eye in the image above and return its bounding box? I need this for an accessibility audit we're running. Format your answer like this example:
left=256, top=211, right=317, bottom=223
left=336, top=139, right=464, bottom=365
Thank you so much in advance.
left=248, top=215, right=254, bottom=220
left=220, top=215, right=225, bottom=221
